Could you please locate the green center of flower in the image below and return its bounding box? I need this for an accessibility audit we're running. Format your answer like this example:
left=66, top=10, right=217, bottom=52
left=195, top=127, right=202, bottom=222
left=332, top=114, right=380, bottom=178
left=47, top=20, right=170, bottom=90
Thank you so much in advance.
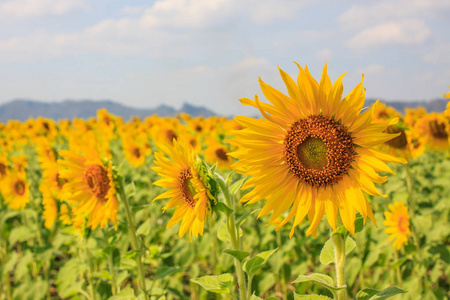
left=284, top=114, right=356, bottom=188
left=297, top=137, right=328, bottom=170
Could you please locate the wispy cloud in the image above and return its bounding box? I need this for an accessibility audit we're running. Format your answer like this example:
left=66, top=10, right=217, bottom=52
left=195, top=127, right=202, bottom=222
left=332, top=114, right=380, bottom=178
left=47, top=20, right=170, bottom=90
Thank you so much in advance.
left=0, top=0, right=88, bottom=19
left=347, top=20, right=430, bottom=49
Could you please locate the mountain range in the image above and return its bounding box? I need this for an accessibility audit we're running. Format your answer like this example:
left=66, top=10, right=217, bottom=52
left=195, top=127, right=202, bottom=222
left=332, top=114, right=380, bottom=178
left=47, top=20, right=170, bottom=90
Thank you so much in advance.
left=0, top=99, right=216, bottom=122
left=0, top=98, right=448, bottom=122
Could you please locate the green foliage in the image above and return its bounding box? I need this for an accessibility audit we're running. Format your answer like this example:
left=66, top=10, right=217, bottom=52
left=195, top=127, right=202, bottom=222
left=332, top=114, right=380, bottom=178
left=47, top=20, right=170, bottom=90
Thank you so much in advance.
left=191, top=273, right=234, bottom=293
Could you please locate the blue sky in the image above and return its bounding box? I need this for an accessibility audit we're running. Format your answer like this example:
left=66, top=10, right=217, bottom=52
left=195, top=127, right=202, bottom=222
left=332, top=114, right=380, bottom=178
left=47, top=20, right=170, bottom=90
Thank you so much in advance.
left=0, top=0, right=449, bottom=115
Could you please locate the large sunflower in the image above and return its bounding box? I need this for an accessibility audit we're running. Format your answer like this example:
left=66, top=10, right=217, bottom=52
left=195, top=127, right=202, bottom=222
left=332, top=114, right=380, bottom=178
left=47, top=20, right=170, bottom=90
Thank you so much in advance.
left=152, top=139, right=215, bottom=238
left=58, top=133, right=118, bottom=230
left=383, top=201, right=411, bottom=250
left=229, top=63, right=406, bottom=237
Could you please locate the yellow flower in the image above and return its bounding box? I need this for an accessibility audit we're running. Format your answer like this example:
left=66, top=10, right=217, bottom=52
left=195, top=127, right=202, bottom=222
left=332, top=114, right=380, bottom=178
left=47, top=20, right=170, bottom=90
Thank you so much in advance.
left=415, top=112, right=449, bottom=152
left=122, top=135, right=151, bottom=168
left=203, top=137, right=233, bottom=170
left=152, top=139, right=214, bottom=238
left=383, top=201, right=411, bottom=250
left=58, top=133, right=118, bottom=230
left=0, top=170, right=30, bottom=210
left=229, top=63, right=406, bottom=237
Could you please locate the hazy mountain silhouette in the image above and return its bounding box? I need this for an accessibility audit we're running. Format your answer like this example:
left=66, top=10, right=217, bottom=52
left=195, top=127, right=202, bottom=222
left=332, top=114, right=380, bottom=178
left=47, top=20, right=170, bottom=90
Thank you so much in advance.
left=0, top=99, right=217, bottom=122
left=0, top=98, right=448, bottom=122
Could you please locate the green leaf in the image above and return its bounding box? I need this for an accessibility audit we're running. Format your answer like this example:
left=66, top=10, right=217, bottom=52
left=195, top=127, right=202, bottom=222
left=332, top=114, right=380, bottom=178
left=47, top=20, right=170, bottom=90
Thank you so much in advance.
left=229, top=176, right=247, bottom=195
left=354, top=214, right=364, bottom=234
left=292, top=273, right=344, bottom=292
left=124, top=182, right=136, bottom=198
left=243, top=248, right=278, bottom=277
left=236, top=209, right=261, bottom=227
left=136, top=220, right=151, bottom=236
left=109, top=287, right=136, bottom=300
left=223, top=249, right=251, bottom=263
left=155, top=266, right=184, bottom=280
left=293, top=293, right=333, bottom=300
left=320, top=236, right=356, bottom=265
left=249, top=295, right=264, bottom=300
left=217, top=202, right=233, bottom=216
left=356, top=287, right=407, bottom=300
left=191, top=273, right=234, bottom=294
left=217, top=222, right=242, bottom=242
left=217, top=222, right=230, bottom=242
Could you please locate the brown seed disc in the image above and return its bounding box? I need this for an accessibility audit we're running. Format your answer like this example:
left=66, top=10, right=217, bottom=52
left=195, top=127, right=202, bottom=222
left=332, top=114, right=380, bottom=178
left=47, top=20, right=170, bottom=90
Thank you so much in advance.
left=284, top=115, right=356, bottom=188
left=179, top=169, right=196, bottom=208
left=85, top=164, right=110, bottom=202
left=429, top=120, right=448, bottom=139
left=385, top=125, right=408, bottom=149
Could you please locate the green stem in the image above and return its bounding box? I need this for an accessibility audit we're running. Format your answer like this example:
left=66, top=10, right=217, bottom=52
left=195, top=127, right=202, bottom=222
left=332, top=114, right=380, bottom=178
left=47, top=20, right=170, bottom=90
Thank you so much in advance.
left=332, top=233, right=347, bottom=300
left=103, top=230, right=118, bottom=296
left=221, top=177, right=247, bottom=300
left=85, top=248, right=97, bottom=300
left=246, top=275, right=253, bottom=300
left=405, top=164, right=415, bottom=216
left=393, top=251, right=402, bottom=285
left=119, top=181, right=149, bottom=300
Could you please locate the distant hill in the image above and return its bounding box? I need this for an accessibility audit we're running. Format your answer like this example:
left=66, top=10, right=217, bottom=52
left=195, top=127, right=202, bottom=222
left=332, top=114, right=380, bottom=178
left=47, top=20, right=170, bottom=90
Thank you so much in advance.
left=0, top=99, right=217, bottom=122
left=366, top=98, right=448, bottom=113
left=0, top=98, right=447, bottom=122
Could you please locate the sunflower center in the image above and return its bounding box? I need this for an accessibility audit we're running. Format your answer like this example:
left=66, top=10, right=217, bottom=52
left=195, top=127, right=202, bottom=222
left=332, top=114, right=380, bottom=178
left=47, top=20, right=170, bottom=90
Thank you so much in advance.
left=385, top=125, right=408, bottom=149
left=397, top=215, right=408, bottom=233
left=179, top=169, right=196, bottom=208
left=14, top=180, right=26, bottom=196
left=132, top=147, right=141, bottom=158
left=55, top=172, right=66, bottom=189
left=0, top=163, right=6, bottom=176
left=215, top=148, right=229, bottom=162
left=429, top=120, right=448, bottom=139
left=85, top=164, right=110, bottom=202
left=284, top=115, right=355, bottom=188
left=166, top=130, right=177, bottom=143
left=297, top=137, right=328, bottom=170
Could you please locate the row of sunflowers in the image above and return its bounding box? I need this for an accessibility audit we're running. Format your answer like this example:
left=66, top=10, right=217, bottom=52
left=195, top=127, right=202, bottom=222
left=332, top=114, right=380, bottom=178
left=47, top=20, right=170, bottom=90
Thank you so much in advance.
left=0, top=64, right=449, bottom=299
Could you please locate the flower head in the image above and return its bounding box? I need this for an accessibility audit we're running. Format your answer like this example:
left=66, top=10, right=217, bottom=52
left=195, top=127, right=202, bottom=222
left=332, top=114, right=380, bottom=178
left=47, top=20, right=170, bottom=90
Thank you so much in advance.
left=58, top=132, right=118, bottom=230
left=229, top=63, right=406, bottom=237
left=383, top=201, right=411, bottom=250
left=152, top=139, right=216, bottom=238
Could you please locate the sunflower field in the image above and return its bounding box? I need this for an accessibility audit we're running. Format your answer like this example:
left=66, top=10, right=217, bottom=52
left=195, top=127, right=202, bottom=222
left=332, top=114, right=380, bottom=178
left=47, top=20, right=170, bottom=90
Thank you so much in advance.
left=0, top=64, right=449, bottom=300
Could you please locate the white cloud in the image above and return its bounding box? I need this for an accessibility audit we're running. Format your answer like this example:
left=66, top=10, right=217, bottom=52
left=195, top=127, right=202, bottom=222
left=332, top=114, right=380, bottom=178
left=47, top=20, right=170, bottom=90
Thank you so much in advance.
left=315, top=49, right=333, bottom=61
left=347, top=20, right=430, bottom=49
left=0, top=0, right=309, bottom=61
left=424, top=43, right=450, bottom=64
left=339, top=0, right=450, bottom=28
left=0, top=0, right=88, bottom=18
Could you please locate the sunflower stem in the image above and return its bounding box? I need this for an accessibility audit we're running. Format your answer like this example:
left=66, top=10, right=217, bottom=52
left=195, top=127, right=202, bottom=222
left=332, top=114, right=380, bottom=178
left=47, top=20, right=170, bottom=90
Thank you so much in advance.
left=219, top=173, right=248, bottom=300
left=119, top=181, right=149, bottom=300
left=405, top=164, right=416, bottom=216
left=332, top=233, right=348, bottom=300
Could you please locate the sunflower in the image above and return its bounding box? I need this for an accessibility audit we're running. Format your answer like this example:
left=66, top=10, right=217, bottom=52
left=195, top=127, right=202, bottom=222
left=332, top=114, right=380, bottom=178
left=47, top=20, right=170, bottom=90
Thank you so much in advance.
left=229, top=63, right=406, bottom=237
left=122, top=134, right=151, bottom=168
left=383, top=201, right=411, bottom=250
left=415, top=112, right=449, bottom=152
left=203, top=137, right=233, bottom=170
left=58, top=133, right=118, bottom=230
left=0, top=170, right=30, bottom=210
left=152, top=139, right=215, bottom=238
